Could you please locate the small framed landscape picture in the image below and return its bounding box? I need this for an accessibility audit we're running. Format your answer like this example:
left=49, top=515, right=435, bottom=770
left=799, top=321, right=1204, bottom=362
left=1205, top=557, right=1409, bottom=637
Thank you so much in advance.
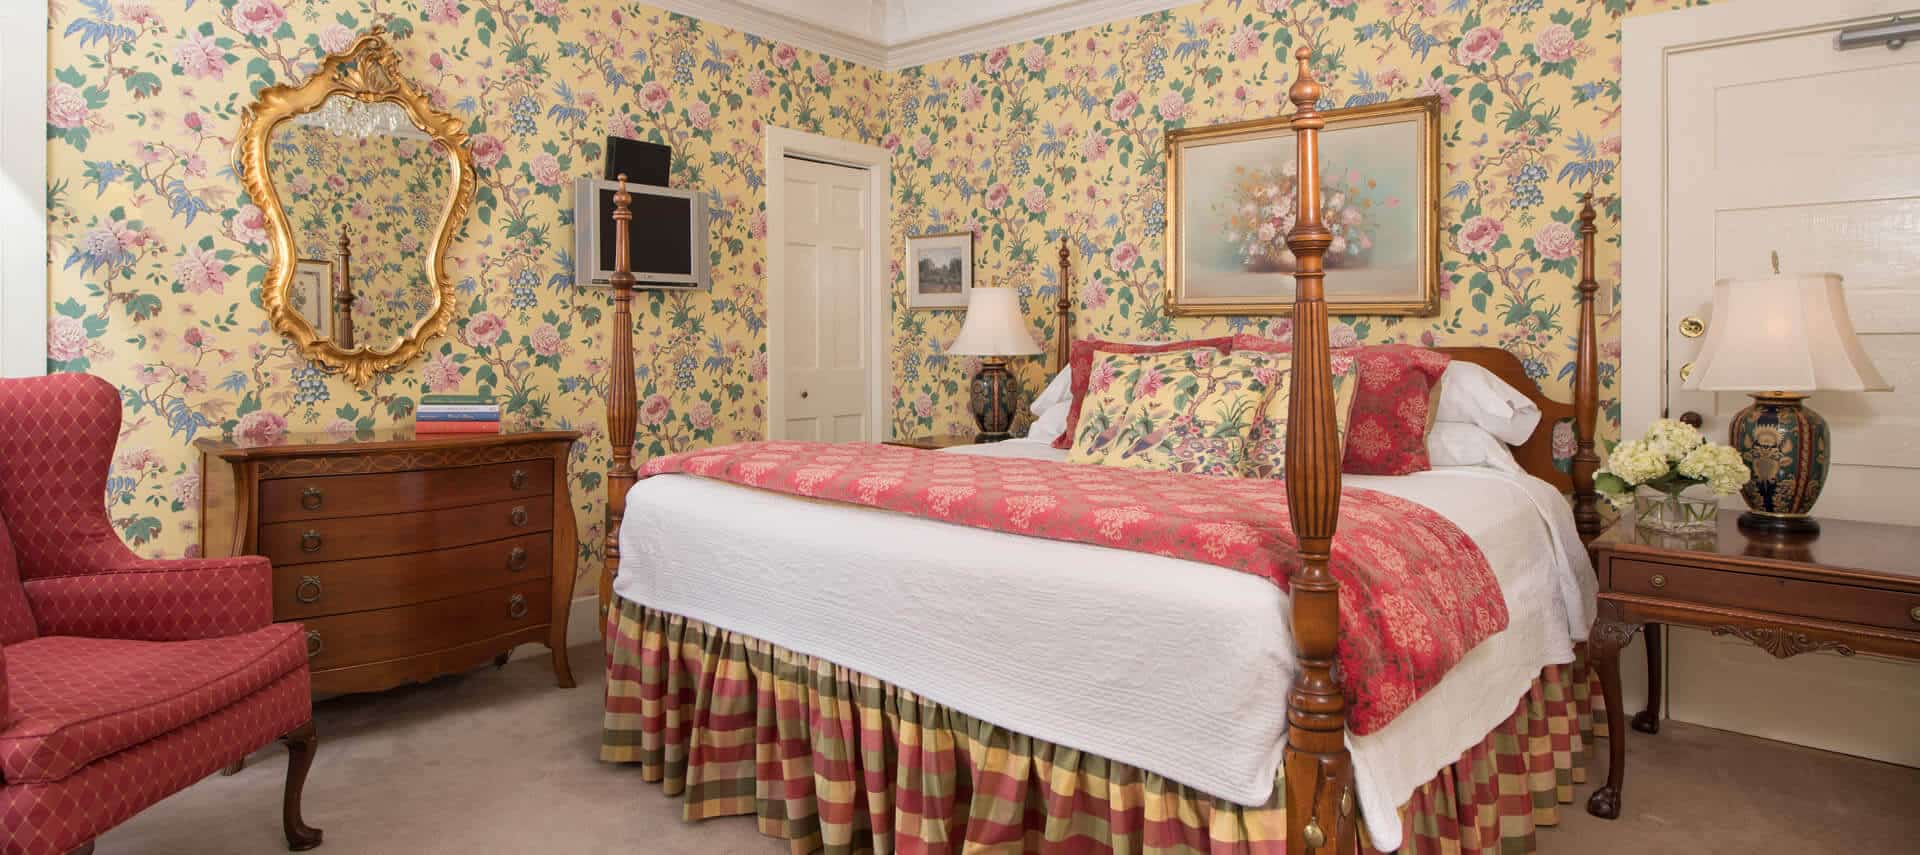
left=292, top=259, right=334, bottom=339
left=907, top=231, right=972, bottom=310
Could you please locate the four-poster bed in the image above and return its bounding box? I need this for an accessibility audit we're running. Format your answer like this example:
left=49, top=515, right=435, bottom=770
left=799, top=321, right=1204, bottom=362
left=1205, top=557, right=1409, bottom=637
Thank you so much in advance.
left=597, top=51, right=1604, bottom=854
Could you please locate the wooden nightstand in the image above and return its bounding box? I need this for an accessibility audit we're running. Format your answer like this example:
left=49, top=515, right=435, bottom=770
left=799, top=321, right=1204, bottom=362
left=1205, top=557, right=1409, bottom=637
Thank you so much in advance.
left=1586, top=513, right=1920, bottom=820
left=884, top=434, right=992, bottom=450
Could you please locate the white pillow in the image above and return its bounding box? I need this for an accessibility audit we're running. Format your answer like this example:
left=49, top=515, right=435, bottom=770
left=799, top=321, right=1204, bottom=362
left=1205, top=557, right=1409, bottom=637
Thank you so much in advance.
left=1031, top=368, right=1072, bottom=416
left=1027, top=400, right=1070, bottom=445
left=1426, top=421, right=1524, bottom=475
left=1433, top=361, right=1541, bottom=445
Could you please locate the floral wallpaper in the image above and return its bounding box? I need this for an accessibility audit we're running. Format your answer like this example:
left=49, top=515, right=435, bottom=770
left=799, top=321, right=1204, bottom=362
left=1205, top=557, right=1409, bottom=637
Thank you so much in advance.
left=44, top=0, right=885, bottom=582
left=270, top=121, right=448, bottom=346
left=883, top=0, right=1695, bottom=443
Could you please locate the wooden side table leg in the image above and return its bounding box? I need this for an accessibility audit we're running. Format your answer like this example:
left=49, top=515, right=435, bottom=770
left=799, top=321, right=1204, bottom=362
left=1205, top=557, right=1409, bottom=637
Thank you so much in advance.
left=1632, top=622, right=1662, bottom=734
left=1587, top=612, right=1637, bottom=819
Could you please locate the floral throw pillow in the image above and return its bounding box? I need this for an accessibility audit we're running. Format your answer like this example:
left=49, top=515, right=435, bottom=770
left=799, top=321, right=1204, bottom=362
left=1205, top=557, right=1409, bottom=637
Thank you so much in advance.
left=1241, top=350, right=1363, bottom=481
left=1232, top=336, right=1450, bottom=476
left=1066, top=348, right=1262, bottom=477
left=1053, top=336, right=1235, bottom=450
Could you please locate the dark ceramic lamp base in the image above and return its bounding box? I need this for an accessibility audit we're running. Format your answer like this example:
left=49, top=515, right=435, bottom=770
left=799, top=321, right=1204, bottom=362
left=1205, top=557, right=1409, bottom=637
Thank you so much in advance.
left=969, top=359, right=1018, bottom=442
left=1730, top=392, right=1829, bottom=537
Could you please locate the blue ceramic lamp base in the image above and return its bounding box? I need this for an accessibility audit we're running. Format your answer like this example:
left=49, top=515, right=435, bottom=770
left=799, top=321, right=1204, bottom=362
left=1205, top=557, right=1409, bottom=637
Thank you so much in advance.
left=1730, top=392, right=1827, bottom=535
left=968, top=358, right=1018, bottom=443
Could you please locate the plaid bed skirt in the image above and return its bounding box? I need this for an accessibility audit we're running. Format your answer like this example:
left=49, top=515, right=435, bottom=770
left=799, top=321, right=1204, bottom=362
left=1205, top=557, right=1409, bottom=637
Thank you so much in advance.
left=602, top=597, right=1602, bottom=854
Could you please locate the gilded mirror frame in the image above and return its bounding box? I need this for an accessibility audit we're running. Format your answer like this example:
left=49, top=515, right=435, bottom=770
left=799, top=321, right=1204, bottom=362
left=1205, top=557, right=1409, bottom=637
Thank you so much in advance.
left=236, top=27, right=475, bottom=383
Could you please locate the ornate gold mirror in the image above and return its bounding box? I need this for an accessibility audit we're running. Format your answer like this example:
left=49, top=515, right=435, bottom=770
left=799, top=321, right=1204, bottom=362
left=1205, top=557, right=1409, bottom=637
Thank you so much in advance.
left=237, top=28, right=475, bottom=383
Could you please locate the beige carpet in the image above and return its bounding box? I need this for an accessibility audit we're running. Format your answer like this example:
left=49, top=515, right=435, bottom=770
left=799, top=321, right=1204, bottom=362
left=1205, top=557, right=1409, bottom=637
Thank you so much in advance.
left=101, top=644, right=1919, bottom=854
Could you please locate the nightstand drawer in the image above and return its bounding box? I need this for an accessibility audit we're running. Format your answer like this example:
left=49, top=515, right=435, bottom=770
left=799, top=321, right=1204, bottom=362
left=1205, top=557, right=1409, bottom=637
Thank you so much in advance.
left=1611, top=557, right=1920, bottom=631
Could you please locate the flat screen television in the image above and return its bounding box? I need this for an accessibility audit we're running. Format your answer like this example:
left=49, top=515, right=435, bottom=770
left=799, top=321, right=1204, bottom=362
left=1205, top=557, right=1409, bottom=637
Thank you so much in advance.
left=572, top=177, right=710, bottom=290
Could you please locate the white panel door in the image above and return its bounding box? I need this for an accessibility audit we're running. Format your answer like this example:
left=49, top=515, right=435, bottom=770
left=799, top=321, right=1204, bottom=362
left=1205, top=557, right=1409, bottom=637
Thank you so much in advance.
left=1661, top=27, right=1920, bottom=766
left=777, top=156, right=872, bottom=442
left=1666, top=35, right=1920, bottom=524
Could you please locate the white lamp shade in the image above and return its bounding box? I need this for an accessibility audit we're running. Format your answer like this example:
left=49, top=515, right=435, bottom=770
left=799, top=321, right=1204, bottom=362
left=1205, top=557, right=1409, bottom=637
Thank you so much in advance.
left=1684, top=273, right=1891, bottom=393
left=947, top=288, right=1043, bottom=357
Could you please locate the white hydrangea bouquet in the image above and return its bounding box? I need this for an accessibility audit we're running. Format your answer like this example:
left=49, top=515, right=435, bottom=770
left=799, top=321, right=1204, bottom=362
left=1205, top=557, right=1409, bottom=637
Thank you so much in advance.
left=1595, top=419, right=1750, bottom=533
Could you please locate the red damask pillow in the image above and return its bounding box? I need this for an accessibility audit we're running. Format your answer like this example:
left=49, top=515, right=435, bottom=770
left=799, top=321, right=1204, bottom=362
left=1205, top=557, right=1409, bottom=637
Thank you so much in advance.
left=1230, top=336, right=1450, bottom=475
left=1053, top=336, right=1235, bottom=449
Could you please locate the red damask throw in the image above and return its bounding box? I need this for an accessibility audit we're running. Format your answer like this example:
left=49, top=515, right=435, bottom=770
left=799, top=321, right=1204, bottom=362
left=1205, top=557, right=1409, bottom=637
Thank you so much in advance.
left=640, top=441, right=1507, bottom=733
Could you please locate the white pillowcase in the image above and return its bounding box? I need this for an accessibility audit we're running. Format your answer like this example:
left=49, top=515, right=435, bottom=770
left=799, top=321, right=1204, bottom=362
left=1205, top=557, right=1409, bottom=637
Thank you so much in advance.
left=1433, top=361, right=1542, bottom=446
left=1426, top=421, right=1524, bottom=475
left=1026, top=369, right=1074, bottom=444
left=1031, top=368, right=1072, bottom=416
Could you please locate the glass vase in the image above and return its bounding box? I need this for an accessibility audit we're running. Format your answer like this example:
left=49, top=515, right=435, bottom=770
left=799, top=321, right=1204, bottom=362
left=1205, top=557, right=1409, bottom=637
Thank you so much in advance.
left=1633, top=488, right=1719, bottom=535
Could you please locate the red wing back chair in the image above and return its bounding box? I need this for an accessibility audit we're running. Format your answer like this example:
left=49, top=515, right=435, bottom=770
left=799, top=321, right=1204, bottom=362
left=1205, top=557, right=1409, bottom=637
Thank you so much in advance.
left=0, top=374, right=320, bottom=855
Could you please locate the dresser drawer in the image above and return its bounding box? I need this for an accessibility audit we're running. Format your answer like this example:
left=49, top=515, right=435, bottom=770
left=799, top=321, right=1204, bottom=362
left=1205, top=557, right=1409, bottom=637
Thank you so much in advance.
left=1611, top=557, right=1920, bottom=632
left=259, top=459, right=552, bottom=523
left=273, top=532, right=552, bottom=620
left=298, top=579, right=552, bottom=672
left=261, top=497, right=552, bottom=565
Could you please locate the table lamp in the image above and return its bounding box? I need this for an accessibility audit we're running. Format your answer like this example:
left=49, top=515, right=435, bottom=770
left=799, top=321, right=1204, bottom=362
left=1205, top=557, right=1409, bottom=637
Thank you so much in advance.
left=948, top=287, right=1043, bottom=441
left=1684, top=266, right=1891, bottom=533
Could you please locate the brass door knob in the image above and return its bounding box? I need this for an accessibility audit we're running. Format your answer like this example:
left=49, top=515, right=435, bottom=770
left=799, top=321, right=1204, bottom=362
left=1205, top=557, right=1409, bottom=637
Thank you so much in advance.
left=300, top=487, right=324, bottom=510
left=306, top=631, right=324, bottom=659
left=508, top=594, right=529, bottom=620
left=509, top=506, right=529, bottom=527
left=507, top=547, right=529, bottom=571
left=510, top=468, right=529, bottom=490
left=1679, top=316, right=1707, bottom=338
left=295, top=575, right=324, bottom=604
left=1650, top=574, right=1668, bottom=589
left=300, top=530, right=324, bottom=553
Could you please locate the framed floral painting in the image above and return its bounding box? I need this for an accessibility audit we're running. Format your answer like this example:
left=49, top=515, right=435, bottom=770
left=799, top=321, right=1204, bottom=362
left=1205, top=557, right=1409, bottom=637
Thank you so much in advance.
left=1165, top=96, right=1441, bottom=316
left=906, top=231, right=973, bottom=310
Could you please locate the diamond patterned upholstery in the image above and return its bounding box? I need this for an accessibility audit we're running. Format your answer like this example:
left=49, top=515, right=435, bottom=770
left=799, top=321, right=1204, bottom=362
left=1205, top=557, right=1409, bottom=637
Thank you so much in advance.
left=0, top=373, right=316, bottom=855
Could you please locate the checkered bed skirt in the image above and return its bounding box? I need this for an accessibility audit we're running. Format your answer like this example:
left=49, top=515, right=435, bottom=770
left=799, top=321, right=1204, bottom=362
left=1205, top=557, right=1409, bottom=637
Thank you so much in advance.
left=602, top=597, right=1600, bottom=854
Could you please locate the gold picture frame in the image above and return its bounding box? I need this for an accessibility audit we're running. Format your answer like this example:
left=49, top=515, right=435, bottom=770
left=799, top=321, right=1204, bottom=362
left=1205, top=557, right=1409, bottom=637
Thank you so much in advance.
left=235, top=27, right=476, bottom=383
left=1165, top=96, right=1441, bottom=316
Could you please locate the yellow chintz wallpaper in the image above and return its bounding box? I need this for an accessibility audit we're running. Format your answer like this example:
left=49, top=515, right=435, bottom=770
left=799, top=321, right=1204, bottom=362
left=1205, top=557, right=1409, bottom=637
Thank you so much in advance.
left=44, top=1, right=885, bottom=580
left=883, top=0, right=1692, bottom=444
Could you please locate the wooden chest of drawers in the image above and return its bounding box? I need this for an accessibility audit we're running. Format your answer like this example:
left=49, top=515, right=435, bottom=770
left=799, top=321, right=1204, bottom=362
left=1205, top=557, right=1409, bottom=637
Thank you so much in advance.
left=196, top=429, right=580, bottom=696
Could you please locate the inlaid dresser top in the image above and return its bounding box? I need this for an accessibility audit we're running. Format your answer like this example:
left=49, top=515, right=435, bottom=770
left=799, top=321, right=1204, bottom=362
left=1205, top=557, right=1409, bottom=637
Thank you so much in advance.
left=193, top=427, right=579, bottom=460
left=1595, top=513, right=1920, bottom=591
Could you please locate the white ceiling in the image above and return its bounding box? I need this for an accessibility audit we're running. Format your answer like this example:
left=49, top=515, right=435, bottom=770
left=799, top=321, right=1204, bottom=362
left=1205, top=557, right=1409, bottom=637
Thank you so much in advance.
left=660, top=0, right=1183, bottom=69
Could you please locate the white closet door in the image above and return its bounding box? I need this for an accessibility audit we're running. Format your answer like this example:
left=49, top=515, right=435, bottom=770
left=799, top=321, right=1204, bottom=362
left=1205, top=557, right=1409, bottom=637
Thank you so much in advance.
left=776, top=156, right=872, bottom=442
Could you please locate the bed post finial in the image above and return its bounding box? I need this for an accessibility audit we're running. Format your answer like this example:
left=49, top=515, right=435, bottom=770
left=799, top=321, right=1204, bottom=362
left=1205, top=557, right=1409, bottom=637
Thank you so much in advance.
left=1572, top=194, right=1603, bottom=541
left=602, top=174, right=639, bottom=632
left=1281, top=46, right=1355, bottom=855
left=1055, top=236, right=1073, bottom=373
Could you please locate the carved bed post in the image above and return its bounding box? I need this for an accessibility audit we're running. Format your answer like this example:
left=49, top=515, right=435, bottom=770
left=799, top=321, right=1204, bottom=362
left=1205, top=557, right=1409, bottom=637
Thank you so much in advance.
left=1572, top=195, right=1604, bottom=542
left=601, top=175, right=639, bottom=634
left=1281, top=49, right=1355, bottom=855
left=333, top=224, right=356, bottom=349
left=1055, top=236, right=1073, bottom=373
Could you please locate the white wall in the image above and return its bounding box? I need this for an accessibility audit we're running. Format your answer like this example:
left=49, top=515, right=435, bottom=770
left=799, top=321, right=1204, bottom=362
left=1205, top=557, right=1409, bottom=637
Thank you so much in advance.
left=0, top=0, right=48, bottom=377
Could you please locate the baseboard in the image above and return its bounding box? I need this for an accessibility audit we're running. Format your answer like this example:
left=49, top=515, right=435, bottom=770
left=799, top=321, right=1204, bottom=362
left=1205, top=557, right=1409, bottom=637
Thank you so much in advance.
left=509, top=595, right=602, bottom=662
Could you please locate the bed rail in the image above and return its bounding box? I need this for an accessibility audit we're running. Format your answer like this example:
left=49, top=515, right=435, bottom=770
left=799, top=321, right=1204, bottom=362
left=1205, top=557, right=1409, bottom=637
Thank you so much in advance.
left=1281, top=49, right=1355, bottom=855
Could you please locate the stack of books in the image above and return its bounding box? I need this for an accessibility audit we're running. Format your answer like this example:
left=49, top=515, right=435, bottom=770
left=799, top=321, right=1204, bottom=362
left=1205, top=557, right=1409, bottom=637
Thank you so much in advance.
left=416, top=393, right=501, bottom=435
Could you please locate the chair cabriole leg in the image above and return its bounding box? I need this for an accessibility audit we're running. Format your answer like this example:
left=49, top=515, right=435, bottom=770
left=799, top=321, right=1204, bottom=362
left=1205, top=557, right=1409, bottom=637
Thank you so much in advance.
left=281, top=720, right=323, bottom=850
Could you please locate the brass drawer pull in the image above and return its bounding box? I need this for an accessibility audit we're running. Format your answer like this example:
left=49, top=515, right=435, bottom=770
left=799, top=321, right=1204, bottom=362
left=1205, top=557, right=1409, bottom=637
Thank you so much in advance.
left=509, top=506, right=529, bottom=528
left=510, top=468, right=529, bottom=490
left=507, top=547, right=529, bottom=572
left=295, top=576, right=324, bottom=604
left=1650, top=574, right=1668, bottom=589
left=300, top=530, right=324, bottom=553
left=300, top=486, right=324, bottom=510
left=306, top=630, right=324, bottom=659
left=508, top=594, right=529, bottom=620
left=1910, top=605, right=1920, bottom=624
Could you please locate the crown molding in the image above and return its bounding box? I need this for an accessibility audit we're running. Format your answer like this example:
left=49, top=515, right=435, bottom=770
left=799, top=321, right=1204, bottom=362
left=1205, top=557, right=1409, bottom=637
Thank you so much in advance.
left=653, top=0, right=1184, bottom=71
left=653, top=1, right=889, bottom=68
left=882, top=0, right=1181, bottom=70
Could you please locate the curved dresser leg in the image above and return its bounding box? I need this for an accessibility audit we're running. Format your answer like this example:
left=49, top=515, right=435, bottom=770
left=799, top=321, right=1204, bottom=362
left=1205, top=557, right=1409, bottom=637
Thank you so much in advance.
left=281, top=720, right=324, bottom=850
left=1632, top=622, right=1663, bottom=735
